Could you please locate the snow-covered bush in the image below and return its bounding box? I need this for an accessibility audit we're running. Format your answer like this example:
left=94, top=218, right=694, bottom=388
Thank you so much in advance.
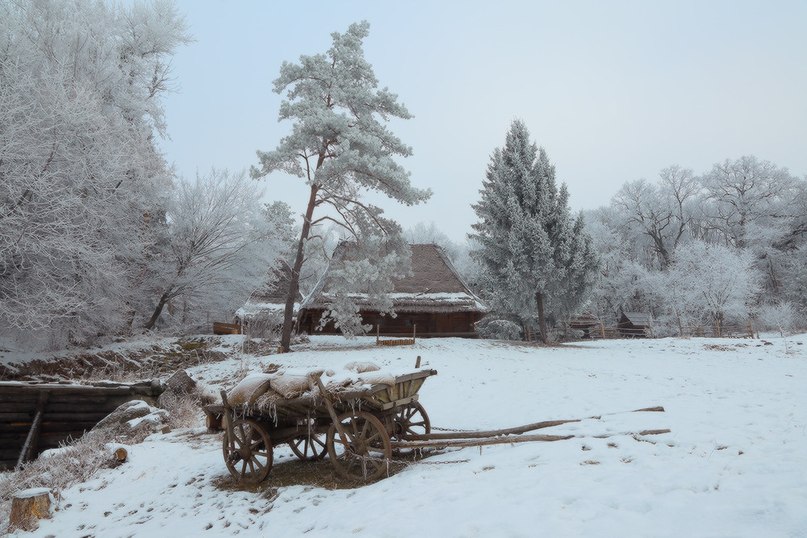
left=476, top=318, right=523, bottom=340
left=758, top=302, right=798, bottom=337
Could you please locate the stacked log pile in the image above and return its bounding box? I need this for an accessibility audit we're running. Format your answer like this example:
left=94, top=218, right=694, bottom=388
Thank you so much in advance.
left=0, top=380, right=163, bottom=470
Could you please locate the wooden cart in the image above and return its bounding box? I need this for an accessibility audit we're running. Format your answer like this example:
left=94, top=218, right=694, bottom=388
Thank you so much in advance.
left=204, top=369, right=437, bottom=484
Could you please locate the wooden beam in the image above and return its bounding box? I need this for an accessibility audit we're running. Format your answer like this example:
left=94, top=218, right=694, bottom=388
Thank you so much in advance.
left=405, top=418, right=581, bottom=441
left=404, top=406, right=666, bottom=441
left=379, top=395, right=419, bottom=411
left=392, top=433, right=575, bottom=449
left=315, top=375, right=354, bottom=451
left=15, top=392, right=48, bottom=469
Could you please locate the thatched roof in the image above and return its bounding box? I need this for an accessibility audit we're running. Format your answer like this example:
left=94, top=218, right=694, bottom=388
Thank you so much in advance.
left=236, top=265, right=301, bottom=319
left=301, top=243, right=486, bottom=314
left=620, top=311, right=653, bottom=327
left=568, top=312, right=601, bottom=329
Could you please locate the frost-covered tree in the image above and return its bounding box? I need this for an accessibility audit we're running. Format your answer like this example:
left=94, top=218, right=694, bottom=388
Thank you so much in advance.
left=584, top=208, right=647, bottom=318
left=251, top=21, right=431, bottom=351
left=470, top=120, right=597, bottom=343
left=659, top=241, right=760, bottom=334
left=145, top=170, right=288, bottom=330
left=0, top=0, right=189, bottom=347
left=701, top=156, right=798, bottom=249
left=612, top=166, right=699, bottom=269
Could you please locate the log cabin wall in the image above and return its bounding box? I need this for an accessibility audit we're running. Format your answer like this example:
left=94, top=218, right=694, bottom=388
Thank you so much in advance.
left=0, top=381, right=163, bottom=470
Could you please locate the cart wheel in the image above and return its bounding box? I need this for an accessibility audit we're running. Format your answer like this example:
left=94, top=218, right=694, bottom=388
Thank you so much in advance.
left=393, top=402, right=431, bottom=439
left=289, top=432, right=327, bottom=461
left=327, top=411, right=392, bottom=482
left=222, top=419, right=273, bottom=484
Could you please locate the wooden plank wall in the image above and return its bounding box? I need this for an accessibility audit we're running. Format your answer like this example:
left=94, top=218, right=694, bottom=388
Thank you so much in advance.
left=0, top=381, right=163, bottom=470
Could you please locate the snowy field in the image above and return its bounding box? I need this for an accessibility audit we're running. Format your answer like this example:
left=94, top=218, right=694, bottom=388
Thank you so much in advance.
left=9, top=335, right=807, bottom=538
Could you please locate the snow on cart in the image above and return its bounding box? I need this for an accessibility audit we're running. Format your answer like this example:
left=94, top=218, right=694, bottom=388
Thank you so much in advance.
left=204, top=362, right=437, bottom=483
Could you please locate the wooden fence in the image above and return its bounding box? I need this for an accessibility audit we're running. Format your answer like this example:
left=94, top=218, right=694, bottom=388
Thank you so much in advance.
left=562, top=321, right=755, bottom=340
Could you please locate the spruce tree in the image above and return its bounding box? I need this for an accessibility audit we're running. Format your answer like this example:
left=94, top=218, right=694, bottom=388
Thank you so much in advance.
left=470, top=120, right=597, bottom=342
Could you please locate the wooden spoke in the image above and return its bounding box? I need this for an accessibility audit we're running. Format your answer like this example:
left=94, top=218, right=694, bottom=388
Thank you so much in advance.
left=222, top=419, right=273, bottom=484
left=289, top=432, right=328, bottom=461
left=393, top=402, right=431, bottom=440
left=326, top=411, right=392, bottom=482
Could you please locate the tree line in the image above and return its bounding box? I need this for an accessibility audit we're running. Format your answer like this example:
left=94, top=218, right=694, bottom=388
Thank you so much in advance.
left=3, top=2, right=803, bottom=351
left=585, top=156, right=807, bottom=336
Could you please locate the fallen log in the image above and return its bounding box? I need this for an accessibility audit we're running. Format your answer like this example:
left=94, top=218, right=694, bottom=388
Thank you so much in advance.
left=113, top=446, right=128, bottom=463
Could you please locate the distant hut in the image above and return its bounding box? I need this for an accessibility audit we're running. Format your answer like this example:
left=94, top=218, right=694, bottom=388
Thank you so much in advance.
left=617, top=311, right=653, bottom=338
left=567, top=312, right=602, bottom=339
left=298, top=244, right=486, bottom=337
left=235, top=266, right=301, bottom=335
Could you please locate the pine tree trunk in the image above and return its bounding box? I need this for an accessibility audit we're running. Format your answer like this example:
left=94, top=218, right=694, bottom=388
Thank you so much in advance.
left=536, top=291, right=548, bottom=344
left=279, top=184, right=319, bottom=352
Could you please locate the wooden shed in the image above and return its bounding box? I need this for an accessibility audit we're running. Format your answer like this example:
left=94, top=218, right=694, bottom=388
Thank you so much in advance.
left=567, top=312, right=602, bottom=338
left=298, top=244, right=486, bottom=337
left=617, top=311, right=653, bottom=338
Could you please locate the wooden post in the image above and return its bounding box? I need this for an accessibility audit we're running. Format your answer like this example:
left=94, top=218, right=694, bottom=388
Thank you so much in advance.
left=314, top=376, right=350, bottom=448
left=16, top=391, right=48, bottom=470
left=600, top=322, right=605, bottom=339
left=9, top=488, right=52, bottom=531
left=415, top=355, right=421, bottom=368
left=220, top=390, right=235, bottom=452
left=413, top=323, right=416, bottom=344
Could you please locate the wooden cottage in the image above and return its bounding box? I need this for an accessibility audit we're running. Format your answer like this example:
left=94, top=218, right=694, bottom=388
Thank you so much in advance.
left=298, top=244, right=486, bottom=337
left=617, top=311, right=653, bottom=338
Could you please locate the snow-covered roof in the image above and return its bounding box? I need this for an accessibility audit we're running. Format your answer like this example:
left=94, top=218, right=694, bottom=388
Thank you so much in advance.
left=621, top=312, right=653, bottom=326
left=236, top=265, right=302, bottom=320
left=301, top=244, right=486, bottom=313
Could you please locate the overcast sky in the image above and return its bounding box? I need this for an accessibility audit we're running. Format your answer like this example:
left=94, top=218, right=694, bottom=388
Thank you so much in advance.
left=159, top=0, right=807, bottom=242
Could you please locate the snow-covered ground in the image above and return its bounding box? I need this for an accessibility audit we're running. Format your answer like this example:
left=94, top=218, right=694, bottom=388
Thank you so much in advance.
left=9, top=335, right=807, bottom=537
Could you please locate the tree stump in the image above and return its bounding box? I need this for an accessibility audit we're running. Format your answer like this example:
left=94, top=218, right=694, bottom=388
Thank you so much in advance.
left=9, top=488, right=52, bottom=531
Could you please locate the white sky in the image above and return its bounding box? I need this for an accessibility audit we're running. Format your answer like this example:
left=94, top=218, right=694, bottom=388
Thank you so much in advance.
left=159, top=0, right=807, bottom=242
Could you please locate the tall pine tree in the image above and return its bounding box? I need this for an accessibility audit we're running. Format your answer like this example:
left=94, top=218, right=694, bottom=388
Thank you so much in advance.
left=251, top=22, right=431, bottom=351
left=470, top=120, right=597, bottom=343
